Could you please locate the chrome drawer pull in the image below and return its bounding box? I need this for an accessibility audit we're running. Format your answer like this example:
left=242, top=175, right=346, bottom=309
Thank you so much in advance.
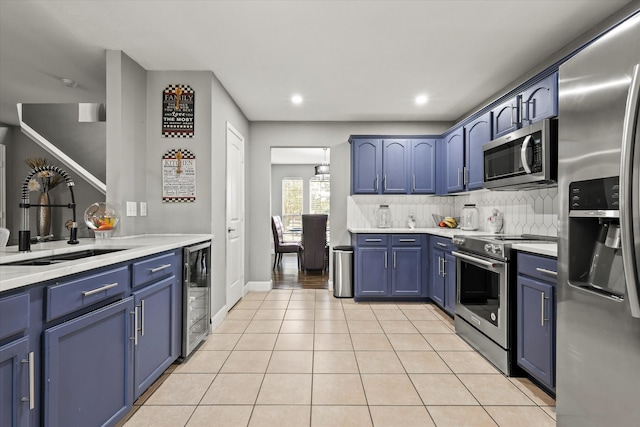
left=150, top=263, right=172, bottom=273
left=535, top=267, right=557, bottom=277
left=436, top=242, right=448, bottom=247
left=365, top=238, right=382, bottom=242
left=399, top=239, right=415, bottom=242
left=20, top=352, right=35, bottom=409
left=82, top=282, right=119, bottom=297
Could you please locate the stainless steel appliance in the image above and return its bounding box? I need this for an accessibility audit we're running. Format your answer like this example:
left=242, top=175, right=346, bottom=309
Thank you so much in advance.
left=452, top=234, right=556, bottom=375
left=182, top=241, right=211, bottom=358
left=557, top=11, right=640, bottom=427
left=483, top=118, right=557, bottom=190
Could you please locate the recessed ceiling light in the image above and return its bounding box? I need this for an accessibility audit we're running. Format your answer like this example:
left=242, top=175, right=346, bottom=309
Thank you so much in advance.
left=62, top=78, right=77, bottom=88
left=415, top=94, right=428, bottom=105
left=291, top=94, right=303, bottom=105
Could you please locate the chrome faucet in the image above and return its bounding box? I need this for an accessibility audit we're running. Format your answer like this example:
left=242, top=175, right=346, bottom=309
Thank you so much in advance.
left=19, top=165, right=79, bottom=252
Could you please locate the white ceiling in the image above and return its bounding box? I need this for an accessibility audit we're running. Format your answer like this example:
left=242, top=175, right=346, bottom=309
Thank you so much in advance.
left=0, top=0, right=634, bottom=126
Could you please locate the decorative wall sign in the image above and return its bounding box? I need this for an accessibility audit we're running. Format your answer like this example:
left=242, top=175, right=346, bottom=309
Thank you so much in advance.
left=162, top=149, right=196, bottom=203
left=162, top=84, right=195, bottom=138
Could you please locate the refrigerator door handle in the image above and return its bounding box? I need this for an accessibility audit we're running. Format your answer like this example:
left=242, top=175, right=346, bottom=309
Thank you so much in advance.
left=619, top=63, right=640, bottom=318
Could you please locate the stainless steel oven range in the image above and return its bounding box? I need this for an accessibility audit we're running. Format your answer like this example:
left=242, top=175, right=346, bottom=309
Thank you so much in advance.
left=451, top=234, right=556, bottom=375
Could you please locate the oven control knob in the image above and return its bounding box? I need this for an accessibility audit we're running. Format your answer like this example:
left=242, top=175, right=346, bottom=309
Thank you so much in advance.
left=484, top=244, right=492, bottom=253
left=492, top=244, right=502, bottom=255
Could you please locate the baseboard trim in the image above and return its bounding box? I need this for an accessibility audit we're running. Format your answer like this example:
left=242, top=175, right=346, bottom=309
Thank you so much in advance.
left=210, top=305, right=228, bottom=332
left=245, top=280, right=272, bottom=292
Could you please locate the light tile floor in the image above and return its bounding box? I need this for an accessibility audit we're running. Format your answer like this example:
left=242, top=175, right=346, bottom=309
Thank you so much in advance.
left=120, top=289, right=556, bottom=427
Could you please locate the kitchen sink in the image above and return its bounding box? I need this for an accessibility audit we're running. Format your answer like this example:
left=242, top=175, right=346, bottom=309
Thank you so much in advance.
left=2, top=249, right=126, bottom=266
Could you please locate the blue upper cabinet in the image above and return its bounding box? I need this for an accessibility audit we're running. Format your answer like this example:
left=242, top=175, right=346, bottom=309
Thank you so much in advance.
left=521, top=72, right=558, bottom=127
left=443, top=127, right=465, bottom=193
left=351, top=138, right=382, bottom=194
left=382, top=139, right=409, bottom=193
left=492, top=72, right=558, bottom=138
left=464, top=112, right=492, bottom=191
left=492, top=96, right=520, bottom=138
left=410, top=138, right=437, bottom=194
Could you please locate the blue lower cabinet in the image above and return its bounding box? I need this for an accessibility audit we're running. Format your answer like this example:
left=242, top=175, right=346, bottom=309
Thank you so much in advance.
left=429, top=237, right=456, bottom=315
left=444, top=253, right=456, bottom=314
left=356, top=247, right=389, bottom=296
left=133, top=276, right=176, bottom=399
left=429, top=250, right=446, bottom=307
left=43, top=297, right=134, bottom=427
left=354, top=234, right=426, bottom=300
left=0, top=337, right=31, bottom=427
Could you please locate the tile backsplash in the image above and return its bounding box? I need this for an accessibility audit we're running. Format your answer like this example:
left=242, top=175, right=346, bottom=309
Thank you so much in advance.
left=347, top=187, right=558, bottom=237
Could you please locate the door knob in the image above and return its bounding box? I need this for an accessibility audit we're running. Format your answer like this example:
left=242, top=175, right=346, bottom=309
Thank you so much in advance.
left=228, top=227, right=236, bottom=233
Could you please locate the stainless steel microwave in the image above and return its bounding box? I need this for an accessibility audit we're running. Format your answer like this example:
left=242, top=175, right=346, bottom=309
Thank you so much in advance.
left=483, top=118, right=557, bottom=190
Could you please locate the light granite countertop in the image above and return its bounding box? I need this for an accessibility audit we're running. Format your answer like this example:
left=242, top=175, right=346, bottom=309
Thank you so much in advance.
left=512, top=242, right=558, bottom=258
left=0, top=234, right=213, bottom=293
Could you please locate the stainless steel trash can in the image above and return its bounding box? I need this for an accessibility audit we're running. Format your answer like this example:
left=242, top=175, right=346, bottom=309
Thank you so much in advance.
left=333, top=246, right=354, bottom=298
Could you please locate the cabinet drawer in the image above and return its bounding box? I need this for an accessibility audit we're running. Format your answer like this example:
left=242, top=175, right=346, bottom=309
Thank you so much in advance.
left=430, top=236, right=455, bottom=252
left=0, top=293, right=30, bottom=340
left=46, top=266, right=129, bottom=321
left=391, top=234, right=422, bottom=246
left=132, top=252, right=177, bottom=288
left=517, top=252, right=558, bottom=284
left=356, top=234, right=388, bottom=246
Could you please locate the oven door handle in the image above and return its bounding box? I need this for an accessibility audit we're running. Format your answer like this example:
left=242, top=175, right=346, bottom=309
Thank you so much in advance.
left=451, top=251, right=503, bottom=268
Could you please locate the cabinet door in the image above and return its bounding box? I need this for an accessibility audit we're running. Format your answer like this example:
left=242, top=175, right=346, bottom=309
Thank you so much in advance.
left=464, top=113, right=492, bottom=191
left=522, top=72, right=558, bottom=126
left=352, top=139, right=382, bottom=194
left=430, top=250, right=445, bottom=307
left=391, top=247, right=422, bottom=296
left=0, top=337, right=30, bottom=427
left=492, top=96, right=520, bottom=138
left=382, top=139, right=409, bottom=193
left=517, top=276, right=555, bottom=390
left=444, top=253, right=457, bottom=315
left=356, top=247, right=388, bottom=296
left=443, top=128, right=465, bottom=193
left=410, top=139, right=437, bottom=194
left=43, top=298, right=134, bottom=427
left=133, top=276, right=176, bottom=399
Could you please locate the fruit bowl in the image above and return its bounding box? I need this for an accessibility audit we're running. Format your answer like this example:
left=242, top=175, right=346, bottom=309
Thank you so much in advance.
left=432, top=214, right=460, bottom=228
left=84, top=202, right=120, bottom=238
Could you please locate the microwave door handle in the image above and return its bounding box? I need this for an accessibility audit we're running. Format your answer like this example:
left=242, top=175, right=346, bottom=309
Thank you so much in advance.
left=520, top=135, right=533, bottom=174
left=620, top=63, right=640, bottom=318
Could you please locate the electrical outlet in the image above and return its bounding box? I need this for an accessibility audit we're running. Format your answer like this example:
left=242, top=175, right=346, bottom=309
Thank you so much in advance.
left=139, top=202, right=147, bottom=217
left=126, top=201, right=137, bottom=216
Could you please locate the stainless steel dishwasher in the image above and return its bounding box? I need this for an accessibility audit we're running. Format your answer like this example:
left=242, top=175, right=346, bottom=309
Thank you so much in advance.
left=182, top=241, right=211, bottom=358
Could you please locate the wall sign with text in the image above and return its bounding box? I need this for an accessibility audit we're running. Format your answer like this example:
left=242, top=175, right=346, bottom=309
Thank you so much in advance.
left=162, top=148, right=196, bottom=203
left=162, top=84, right=195, bottom=138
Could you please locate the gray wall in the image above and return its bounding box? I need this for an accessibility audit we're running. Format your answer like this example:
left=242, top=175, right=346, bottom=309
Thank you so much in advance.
left=248, top=121, right=452, bottom=284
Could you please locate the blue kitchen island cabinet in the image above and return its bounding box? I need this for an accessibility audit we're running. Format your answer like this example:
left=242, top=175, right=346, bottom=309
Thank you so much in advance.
left=410, top=138, right=437, bottom=194
left=464, top=112, right=492, bottom=191
left=351, top=138, right=382, bottom=194
left=429, top=236, right=456, bottom=316
left=0, top=337, right=31, bottom=427
left=516, top=252, right=557, bottom=392
left=492, top=72, right=558, bottom=138
left=354, top=234, right=426, bottom=300
left=43, top=297, right=135, bottom=427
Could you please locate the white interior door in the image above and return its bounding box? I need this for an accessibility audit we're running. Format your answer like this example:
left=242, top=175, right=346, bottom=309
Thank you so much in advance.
left=226, top=122, right=245, bottom=309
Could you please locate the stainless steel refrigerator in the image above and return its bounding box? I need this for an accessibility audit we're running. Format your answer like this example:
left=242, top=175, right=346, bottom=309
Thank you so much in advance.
left=557, top=10, right=640, bottom=426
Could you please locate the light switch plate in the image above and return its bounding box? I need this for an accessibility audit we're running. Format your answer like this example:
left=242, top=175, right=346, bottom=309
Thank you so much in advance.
left=126, top=201, right=137, bottom=216
left=140, top=202, right=147, bottom=217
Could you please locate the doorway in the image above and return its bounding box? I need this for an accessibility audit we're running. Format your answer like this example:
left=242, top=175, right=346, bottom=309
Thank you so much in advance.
left=271, top=147, right=330, bottom=289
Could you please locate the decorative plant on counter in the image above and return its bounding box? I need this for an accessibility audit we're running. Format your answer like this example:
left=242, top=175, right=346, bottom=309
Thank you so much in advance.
left=25, top=157, right=63, bottom=193
left=25, top=157, right=63, bottom=238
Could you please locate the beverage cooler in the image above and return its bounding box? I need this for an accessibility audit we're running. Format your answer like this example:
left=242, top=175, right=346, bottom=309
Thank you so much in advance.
left=182, top=241, right=211, bottom=358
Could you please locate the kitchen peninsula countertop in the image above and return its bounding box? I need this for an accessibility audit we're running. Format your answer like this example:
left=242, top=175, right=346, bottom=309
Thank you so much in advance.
left=347, top=227, right=488, bottom=238
left=512, top=242, right=558, bottom=258
left=0, top=234, right=212, bottom=292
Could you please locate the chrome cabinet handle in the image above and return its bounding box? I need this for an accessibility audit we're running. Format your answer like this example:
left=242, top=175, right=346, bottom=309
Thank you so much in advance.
left=442, top=257, right=447, bottom=277
left=150, top=263, right=172, bottom=273
left=20, top=352, right=35, bottom=410
left=510, top=101, right=519, bottom=126
left=519, top=97, right=526, bottom=123
left=132, top=307, right=139, bottom=346
left=520, top=135, right=533, bottom=174
left=412, top=174, right=416, bottom=192
left=457, top=168, right=462, bottom=186
left=541, top=292, right=549, bottom=326
left=463, top=167, right=469, bottom=186
left=393, top=252, right=397, bottom=269
left=384, top=251, right=388, bottom=269
left=535, top=267, right=557, bottom=277
left=436, top=242, right=448, bottom=247
left=140, top=299, right=145, bottom=337
left=365, top=238, right=382, bottom=242
left=620, top=63, right=640, bottom=318
left=383, top=174, right=387, bottom=191
left=399, top=239, right=415, bottom=242
left=82, top=282, right=118, bottom=297
left=375, top=175, right=379, bottom=192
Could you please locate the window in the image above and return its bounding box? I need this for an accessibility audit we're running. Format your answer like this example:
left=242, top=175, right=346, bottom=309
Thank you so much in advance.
left=310, top=177, right=330, bottom=239
left=282, top=177, right=303, bottom=242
